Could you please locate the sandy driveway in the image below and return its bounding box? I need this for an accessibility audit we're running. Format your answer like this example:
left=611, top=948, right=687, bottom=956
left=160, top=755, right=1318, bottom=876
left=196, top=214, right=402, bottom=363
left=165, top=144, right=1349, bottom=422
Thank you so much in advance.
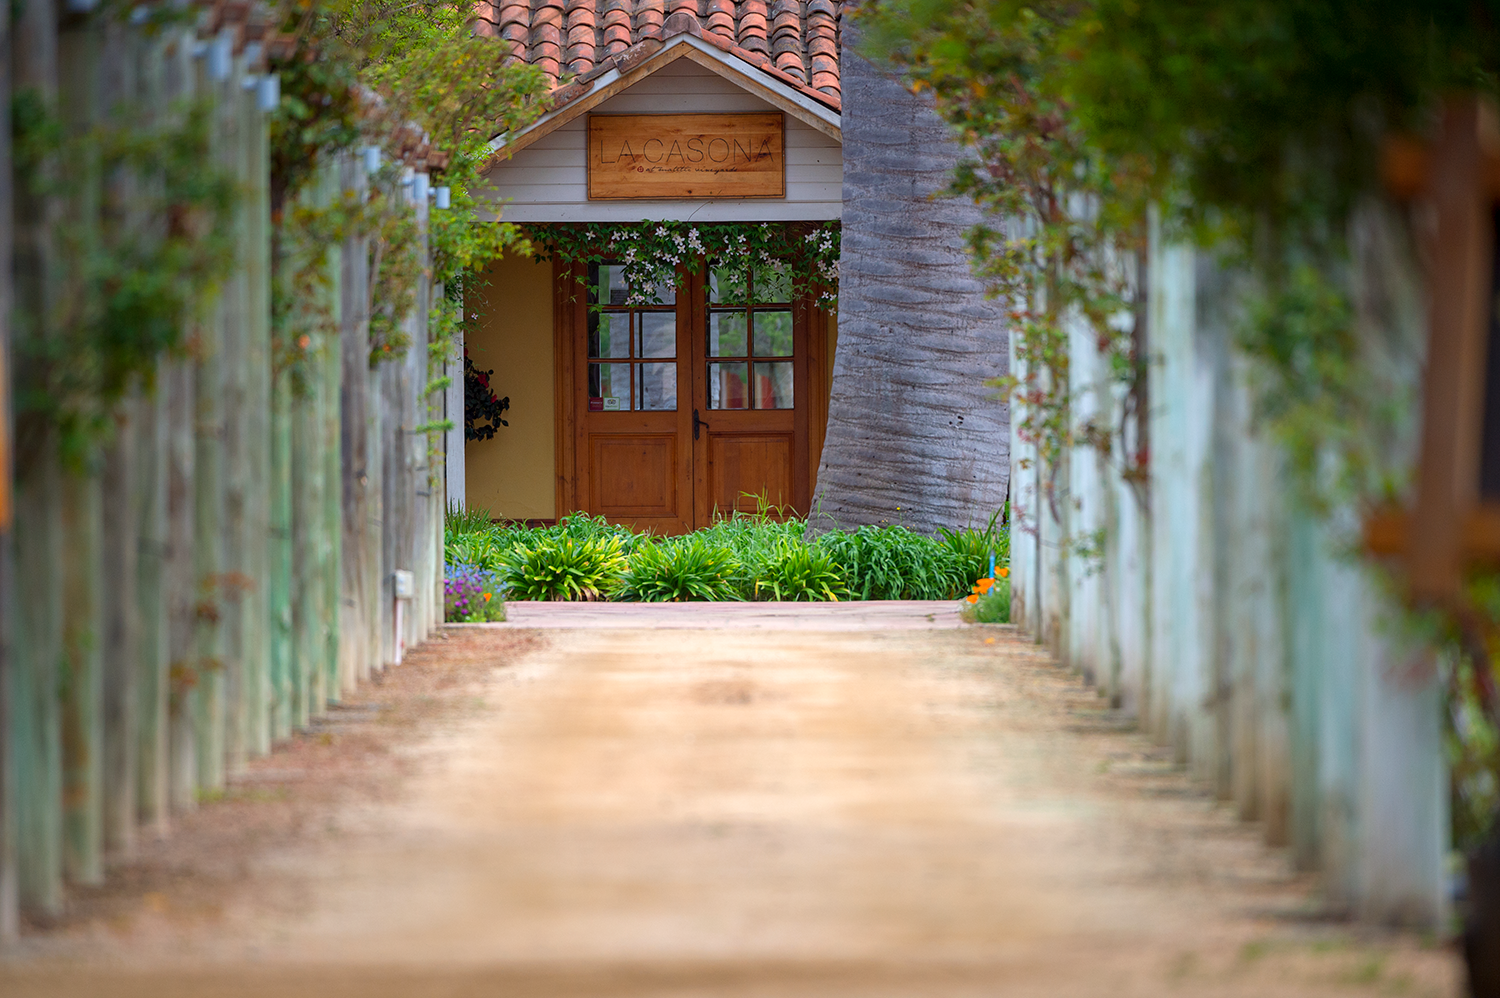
left=0, top=604, right=1460, bottom=996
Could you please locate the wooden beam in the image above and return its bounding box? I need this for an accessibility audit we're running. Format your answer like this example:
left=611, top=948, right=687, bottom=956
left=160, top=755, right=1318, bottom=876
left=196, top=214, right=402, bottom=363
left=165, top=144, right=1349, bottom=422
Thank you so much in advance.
left=1408, top=100, right=1498, bottom=600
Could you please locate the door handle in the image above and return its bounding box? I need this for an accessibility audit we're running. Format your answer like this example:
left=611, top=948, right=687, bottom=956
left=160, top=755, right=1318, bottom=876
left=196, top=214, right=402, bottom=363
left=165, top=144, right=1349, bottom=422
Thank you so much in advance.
left=693, top=408, right=710, bottom=440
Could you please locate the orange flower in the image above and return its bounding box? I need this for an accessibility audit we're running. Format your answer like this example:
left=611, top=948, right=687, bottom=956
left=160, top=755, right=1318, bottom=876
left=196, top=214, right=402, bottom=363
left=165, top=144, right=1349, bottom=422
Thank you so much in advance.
left=965, top=594, right=979, bottom=603
left=998, top=567, right=1010, bottom=578
left=975, top=578, right=995, bottom=593
left=483, top=593, right=492, bottom=601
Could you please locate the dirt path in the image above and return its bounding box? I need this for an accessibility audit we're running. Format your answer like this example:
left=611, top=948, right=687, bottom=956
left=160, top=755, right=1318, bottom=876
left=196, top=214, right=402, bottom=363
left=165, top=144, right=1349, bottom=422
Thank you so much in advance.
left=0, top=607, right=1461, bottom=997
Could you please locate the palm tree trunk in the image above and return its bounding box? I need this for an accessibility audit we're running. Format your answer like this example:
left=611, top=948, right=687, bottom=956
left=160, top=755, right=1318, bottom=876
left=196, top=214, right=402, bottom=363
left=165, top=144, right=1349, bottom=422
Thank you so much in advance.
left=810, top=29, right=1010, bottom=536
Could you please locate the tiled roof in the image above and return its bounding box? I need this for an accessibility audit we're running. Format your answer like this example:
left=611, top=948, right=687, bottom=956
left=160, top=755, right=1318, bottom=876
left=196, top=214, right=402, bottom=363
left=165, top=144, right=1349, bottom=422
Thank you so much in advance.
left=473, top=0, right=843, bottom=114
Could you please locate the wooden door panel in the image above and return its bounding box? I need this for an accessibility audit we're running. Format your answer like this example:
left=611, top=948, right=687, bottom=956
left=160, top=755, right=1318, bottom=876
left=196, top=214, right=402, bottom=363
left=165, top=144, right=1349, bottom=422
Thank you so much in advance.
left=589, top=434, right=679, bottom=517
left=708, top=433, right=793, bottom=514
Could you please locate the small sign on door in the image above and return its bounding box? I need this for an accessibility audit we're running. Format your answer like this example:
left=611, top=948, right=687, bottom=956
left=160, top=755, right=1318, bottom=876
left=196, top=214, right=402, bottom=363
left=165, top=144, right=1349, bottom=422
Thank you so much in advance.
left=602, top=397, right=623, bottom=411
left=589, top=397, right=603, bottom=412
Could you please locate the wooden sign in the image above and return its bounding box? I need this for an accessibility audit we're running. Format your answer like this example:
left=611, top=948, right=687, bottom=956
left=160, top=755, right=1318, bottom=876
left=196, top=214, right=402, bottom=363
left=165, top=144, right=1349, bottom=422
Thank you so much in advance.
left=587, top=113, right=785, bottom=200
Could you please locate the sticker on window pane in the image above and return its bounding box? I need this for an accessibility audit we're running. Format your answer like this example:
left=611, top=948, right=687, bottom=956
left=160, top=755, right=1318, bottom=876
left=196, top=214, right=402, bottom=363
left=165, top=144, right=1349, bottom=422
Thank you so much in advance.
left=639, top=312, right=675, bottom=358
left=589, top=311, right=630, bottom=358
left=753, top=263, right=793, bottom=304
left=708, top=362, right=750, bottom=410
left=752, top=311, right=793, bottom=357
left=590, top=263, right=631, bottom=306
left=754, top=361, right=794, bottom=409
left=638, top=362, right=677, bottom=411
left=709, top=311, right=747, bottom=357
left=589, top=362, right=630, bottom=410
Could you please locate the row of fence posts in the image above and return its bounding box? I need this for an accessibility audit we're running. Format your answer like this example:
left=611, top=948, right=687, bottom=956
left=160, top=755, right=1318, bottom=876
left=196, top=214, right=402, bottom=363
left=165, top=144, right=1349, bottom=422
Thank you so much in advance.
left=1008, top=209, right=1448, bottom=928
left=0, top=0, right=451, bottom=937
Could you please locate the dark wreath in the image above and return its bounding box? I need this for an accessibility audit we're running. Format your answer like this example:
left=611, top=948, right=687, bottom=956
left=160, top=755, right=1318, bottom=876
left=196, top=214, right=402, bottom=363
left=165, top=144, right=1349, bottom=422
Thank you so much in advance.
left=464, top=350, right=510, bottom=442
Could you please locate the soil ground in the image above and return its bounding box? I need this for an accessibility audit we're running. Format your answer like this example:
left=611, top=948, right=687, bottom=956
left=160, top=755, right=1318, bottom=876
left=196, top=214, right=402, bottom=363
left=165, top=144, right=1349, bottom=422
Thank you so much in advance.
left=0, top=603, right=1464, bottom=997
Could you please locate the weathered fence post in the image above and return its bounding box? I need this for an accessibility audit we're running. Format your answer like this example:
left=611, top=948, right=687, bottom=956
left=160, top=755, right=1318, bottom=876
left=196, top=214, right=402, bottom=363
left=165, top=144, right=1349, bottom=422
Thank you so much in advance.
left=243, top=44, right=272, bottom=759
left=12, top=0, right=65, bottom=920
left=0, top=0, right=15, bottom=940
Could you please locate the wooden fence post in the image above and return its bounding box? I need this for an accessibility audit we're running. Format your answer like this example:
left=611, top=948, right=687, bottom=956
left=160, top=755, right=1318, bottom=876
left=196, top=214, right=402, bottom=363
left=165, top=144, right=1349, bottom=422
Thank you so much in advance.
left=12, top=0, right=65, bottom=920
left=0, top=0, right=15, bottom=939
left=221, top=41, right=251, bottom=779
left=340, top=156, right=371, bottom=692
left=244, top=54, right=272, bottom=759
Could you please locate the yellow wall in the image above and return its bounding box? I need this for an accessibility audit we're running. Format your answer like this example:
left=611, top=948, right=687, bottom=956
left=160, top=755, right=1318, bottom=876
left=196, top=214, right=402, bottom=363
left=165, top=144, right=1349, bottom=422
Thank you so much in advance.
left=465, top=253, right=556, bottom=520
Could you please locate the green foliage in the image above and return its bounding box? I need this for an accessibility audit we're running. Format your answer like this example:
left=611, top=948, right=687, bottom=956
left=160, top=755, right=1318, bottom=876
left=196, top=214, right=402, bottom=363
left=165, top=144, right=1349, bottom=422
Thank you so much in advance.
left=500, top=534, right=628, bottom=601
left=10, top=87, right=238, bottom=470
left=446, top=501, right=496, bottom=535
left=754, top=542, right=849, bottom=602
left=814, top=525, right=966, bottom=600
left=961, top=578, right=1012, bottom=625
left=938, top=507, right=1010, bottom=588
left=616, top=537, right=743, bottom=602
left=444, top=506, right=1008, bottom=603
left=533, top=220, right=841, bottom=310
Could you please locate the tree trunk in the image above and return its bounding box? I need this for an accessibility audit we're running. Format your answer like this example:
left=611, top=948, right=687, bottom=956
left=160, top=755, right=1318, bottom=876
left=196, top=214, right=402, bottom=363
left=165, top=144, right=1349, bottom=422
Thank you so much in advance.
left=810, top=32, right=1010, bottom=536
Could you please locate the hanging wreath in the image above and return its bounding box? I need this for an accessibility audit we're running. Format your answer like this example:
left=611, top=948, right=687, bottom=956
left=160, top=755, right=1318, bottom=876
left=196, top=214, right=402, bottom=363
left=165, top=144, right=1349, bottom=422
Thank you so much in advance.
left=464, top=348, right=510, bottom=442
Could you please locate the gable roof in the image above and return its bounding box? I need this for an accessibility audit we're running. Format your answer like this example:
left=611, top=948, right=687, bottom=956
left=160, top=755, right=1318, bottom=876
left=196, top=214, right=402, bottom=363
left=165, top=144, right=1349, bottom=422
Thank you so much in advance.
left=474, top=0, right=843, bottom=119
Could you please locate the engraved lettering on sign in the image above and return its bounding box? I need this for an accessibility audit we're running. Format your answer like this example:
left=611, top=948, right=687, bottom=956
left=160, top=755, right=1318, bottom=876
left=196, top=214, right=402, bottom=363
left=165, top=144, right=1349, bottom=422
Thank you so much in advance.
left=587, top=113, right=785, bottom=200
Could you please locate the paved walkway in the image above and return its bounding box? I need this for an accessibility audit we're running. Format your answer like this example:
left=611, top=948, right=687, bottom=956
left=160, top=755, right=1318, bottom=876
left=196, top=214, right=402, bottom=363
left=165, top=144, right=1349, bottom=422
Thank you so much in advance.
left=1, top=605, right=1457, bottom=997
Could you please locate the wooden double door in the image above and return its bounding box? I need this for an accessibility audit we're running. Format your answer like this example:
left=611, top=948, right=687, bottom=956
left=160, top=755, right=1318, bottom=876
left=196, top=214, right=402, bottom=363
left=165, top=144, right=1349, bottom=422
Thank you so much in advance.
left=557, top=258, right=824, bottom=534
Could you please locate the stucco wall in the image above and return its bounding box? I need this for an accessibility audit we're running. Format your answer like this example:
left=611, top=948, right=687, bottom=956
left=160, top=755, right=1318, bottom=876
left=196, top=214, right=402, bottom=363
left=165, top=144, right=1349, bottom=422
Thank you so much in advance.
left=465, top=253, right=556, bottom=520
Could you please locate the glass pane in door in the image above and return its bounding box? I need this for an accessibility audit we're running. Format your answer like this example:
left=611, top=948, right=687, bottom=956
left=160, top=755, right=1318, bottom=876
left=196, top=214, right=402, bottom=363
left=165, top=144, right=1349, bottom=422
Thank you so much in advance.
left=639, top=313, right=676, bottom=358
left=753, top=361, right=793, bottom=409
left=589, top=311, right=630, bottom=358
left=709, top=311, right=747, bottom=357
left=752, top=311, right=793, bottom=357
left=639, top=363, right=677, bottom=411
left=708, top=362, right=750, bottom=410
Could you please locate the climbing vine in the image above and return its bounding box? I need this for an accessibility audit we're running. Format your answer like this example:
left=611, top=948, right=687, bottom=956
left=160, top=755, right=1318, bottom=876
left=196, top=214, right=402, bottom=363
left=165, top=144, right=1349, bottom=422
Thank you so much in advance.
left=531, top=220, right=841, bottom=309
left=11, top=90, right=238, bottom=472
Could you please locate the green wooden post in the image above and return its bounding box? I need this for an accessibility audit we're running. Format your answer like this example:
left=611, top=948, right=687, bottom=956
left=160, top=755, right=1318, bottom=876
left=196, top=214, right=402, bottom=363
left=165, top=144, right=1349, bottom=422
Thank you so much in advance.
left=220, top=44, right=251, bottom=777
left=54, top=5, right=105, bottom=890
left=270, top=357, right=293, bottom=739
left=99, top=21, right=142, bottom=865
left=0, top=0, right=15, bottom=939
left=244, top=58, right=273, bottom=758
left=135, top=367, right=169, bottom=836
left=324, top=214, right=343, bottom=703
left=193, top=35, right=229, bottom=794
left=12, top=0, right=68, bottom=918
left=339, top=157, right=372, bottom=690
left=131, top=31, right=171, bottom=842
left=166, top=351, right=197, bottom=812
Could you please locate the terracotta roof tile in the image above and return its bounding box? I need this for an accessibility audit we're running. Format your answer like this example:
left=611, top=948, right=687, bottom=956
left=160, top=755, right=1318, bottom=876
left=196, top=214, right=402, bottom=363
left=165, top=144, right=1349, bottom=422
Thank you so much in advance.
left=478, top=0, right=842, bottom=112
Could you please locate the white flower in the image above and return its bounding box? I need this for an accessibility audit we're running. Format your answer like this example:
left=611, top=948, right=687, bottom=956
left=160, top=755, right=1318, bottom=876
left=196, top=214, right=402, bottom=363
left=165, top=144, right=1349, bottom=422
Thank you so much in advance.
left=656, top=226, right=667, bottom=237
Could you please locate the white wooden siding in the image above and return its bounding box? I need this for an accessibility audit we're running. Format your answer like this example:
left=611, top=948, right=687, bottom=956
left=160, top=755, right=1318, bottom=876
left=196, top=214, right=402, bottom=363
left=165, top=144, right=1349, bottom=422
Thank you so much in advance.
left=483, top=61, right=841, bottom=222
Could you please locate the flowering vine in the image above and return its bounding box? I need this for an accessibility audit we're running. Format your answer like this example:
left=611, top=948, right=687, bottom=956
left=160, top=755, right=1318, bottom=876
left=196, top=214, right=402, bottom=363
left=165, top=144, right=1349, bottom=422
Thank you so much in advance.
left=528, top=220, right=840, bottom=308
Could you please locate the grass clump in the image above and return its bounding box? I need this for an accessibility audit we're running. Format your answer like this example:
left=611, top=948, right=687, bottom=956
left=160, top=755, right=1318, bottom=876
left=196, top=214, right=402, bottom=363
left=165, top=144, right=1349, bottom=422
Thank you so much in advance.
left=501, top=534, right=627, bottom=601
left=617, top=536, right=742, bottom=602
left=755, top=542, right=850, bottom=601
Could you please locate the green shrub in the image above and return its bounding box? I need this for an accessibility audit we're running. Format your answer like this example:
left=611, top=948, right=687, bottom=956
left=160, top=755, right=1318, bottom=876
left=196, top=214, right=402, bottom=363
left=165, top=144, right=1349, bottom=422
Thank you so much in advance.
left=616, top=536, right=742, bottom=602
left=501, top=534, right=627, bottom=601
left=754, top=542, right=849, bottom=601
left=938, top=506, right=1009, bottom=589
left=961, top=577, right=1011, bottom=624
left=446, top=501, right=496, bottom=537
left=814, top=524, right=968, bottom=600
